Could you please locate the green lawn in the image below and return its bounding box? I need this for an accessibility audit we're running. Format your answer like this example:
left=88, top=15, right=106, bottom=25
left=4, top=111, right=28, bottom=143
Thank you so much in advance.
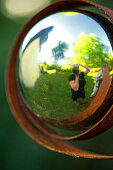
left=21, top=70, right=94, bottom=120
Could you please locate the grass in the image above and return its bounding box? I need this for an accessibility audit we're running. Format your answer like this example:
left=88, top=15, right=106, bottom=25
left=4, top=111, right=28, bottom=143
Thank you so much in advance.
left=22, top=70, right=94, bottom=120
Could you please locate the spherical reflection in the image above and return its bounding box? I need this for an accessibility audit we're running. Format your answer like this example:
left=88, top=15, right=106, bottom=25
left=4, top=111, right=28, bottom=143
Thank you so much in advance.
left=17, top=11, right=113, bottom=120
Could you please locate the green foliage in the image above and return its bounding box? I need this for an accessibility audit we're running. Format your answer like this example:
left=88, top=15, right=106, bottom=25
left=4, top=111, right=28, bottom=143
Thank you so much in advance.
left=47, top=63, right=58, bottom=70
left=40, top=65, right=47, bottom=74
left=106, top=54, right=113, bottom=70
left=72, top=33, right=110, bottom=67
left=23, top=70, right=94, bottom=120
left=52, top=41, right=69, bottom=63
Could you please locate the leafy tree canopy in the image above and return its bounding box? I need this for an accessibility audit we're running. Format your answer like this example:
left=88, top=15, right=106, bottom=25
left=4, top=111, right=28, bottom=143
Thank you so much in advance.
left=52, top=41, right=69, bottom=63
left=72, top=33, right=110, bottom=67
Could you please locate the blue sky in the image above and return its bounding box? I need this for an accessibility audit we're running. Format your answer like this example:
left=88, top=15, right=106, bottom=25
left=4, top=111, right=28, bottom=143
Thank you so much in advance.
left=21, top=11, right=112, bottom=65
left=51, top=12, right=111, bottom=48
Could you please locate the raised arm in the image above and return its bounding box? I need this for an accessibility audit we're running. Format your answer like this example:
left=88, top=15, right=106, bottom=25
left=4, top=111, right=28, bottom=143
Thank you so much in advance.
left=78, top=63, right=91, bottom=75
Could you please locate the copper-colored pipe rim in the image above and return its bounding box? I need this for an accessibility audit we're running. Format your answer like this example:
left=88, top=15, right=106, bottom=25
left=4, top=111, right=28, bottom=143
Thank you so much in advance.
left=6, top=0, right=113, bottom=159
left=6, top=0, right=113, bottom=130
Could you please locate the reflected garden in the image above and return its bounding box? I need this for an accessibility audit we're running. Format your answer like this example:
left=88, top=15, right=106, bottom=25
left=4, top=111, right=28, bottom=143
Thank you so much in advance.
left=17, top=11, right=113, bottom=120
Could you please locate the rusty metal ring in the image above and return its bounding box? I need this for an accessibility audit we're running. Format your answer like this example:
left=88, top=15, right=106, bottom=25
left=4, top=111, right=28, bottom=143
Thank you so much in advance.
left=6, top=0, right=113, bottom=159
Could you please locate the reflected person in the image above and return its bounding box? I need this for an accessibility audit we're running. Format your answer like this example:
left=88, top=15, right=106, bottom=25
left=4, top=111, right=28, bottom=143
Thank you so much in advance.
left=90, top=64, right=107, bottom=98
left=68, top=63, right=91, bottom=103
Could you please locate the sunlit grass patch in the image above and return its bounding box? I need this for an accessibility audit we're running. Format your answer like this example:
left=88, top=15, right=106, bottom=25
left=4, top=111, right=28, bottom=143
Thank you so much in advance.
left=88, top=72, right=98, bottom=78
left=47, top=69, right=56, bottom=74
left=61, top=64, right=70, bottom=71
left=23, top=70, right=94, bottom=120
left=88, top=67, right=100, bottom=78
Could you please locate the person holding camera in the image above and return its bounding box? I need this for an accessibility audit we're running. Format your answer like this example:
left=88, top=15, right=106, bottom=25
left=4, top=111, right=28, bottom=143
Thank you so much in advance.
left=68, top=63, right=91, bottom=103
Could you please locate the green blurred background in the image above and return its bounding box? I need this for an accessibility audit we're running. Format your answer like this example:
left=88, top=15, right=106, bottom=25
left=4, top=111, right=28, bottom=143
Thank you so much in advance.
left=1, top=0, right=113, bottom=169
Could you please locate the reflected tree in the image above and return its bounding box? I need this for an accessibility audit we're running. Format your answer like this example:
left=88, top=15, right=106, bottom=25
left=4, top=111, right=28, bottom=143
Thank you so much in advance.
left=72, top=33, right=110, bottom=67
left=52, top=41, right=69, bottom=63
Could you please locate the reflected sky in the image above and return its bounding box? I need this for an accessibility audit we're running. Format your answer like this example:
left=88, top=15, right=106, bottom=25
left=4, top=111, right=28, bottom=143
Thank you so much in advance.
left=20, top=11, right=112, bottom=66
